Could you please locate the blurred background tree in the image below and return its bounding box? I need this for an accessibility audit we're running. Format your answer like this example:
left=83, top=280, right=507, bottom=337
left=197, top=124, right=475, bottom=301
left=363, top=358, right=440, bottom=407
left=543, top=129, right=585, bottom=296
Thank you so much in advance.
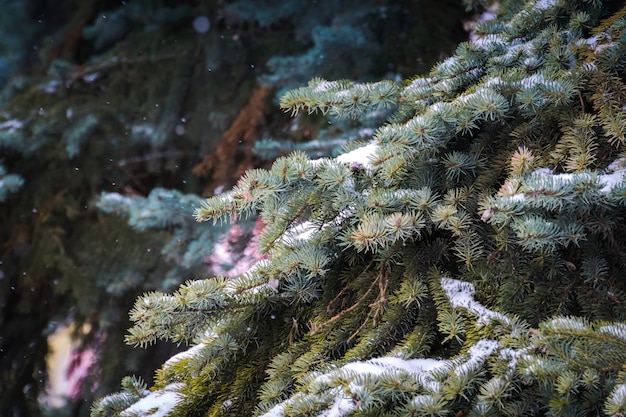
left=0, top=1, right=469, bottom=415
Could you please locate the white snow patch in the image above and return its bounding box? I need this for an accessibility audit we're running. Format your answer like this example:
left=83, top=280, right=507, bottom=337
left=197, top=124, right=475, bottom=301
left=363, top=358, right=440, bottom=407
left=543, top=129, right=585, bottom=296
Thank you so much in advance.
left=341, top=356, right=447, bottom=382
left=280, top=221, right=318, bottom=243
left=83, top=72, right=100, bottom=83
left=587, top=33, right=616, bottom=54
left=436, top=57, right=459, bottom=74
left=581, top=33, right=608, bottom=49
left=342, top=361, right=386, bottom=376
left=101, top=192, right=131, bottom=203
left=336, top=142, right=378, bottom=168
left=333, top=206, right=356, bottom=226
left=484, top=77, right=505, bottom=88
left=308, top=157, right=328, bottom=167
left=121, top=383, right=183, bottom=417
left=164, top=343, right=205, bottom=369
left=313, top=80, right=339, bottom=93
left=527, top=162, right=626, bottom=194
left=318, top=355, right=448, bottom=414
left=607, top=158, right=626, bottom=172
left=446, top=339, right=500, bottom=380
left=0, top=119, right=24, bottom=132
left=499, top=346, right=532, bottom=371
left=519, top=73, right=549, bottom=89
left=467, top=339, right=499, bottom=360
left=260, top=336, right=501, bottom=417
left=535, top=0, right=557, bottom=10
left=325, top=394, right=355, bottom=417
left=590, top=159, right=625, bottom=192
left=609, top=384, right=626, bottom=406
left=372, top=356, right=445, bottom=374
left=552, top=173, right=574, bottom=183
left=440, top=277, right=511, bottom=326
left=523, top=57, right=541, bottom=68
left=598, top=322, right=626, bottom=341
left=408, top=77, right=435, bottom=87
left=219, top=192, right=234, bottom=203
left=472, top=34, right=507, bottom=48
left=549, top=316, right=589, bottom=331
left=506, top=193, right=526, bottom=202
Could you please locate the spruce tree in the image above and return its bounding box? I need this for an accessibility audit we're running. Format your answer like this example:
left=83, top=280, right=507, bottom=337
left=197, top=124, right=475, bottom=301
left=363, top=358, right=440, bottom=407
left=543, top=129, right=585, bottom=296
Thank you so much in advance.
left=92, top=0, right=626, bottom=416
left=2, top=1, right=460, bottom=415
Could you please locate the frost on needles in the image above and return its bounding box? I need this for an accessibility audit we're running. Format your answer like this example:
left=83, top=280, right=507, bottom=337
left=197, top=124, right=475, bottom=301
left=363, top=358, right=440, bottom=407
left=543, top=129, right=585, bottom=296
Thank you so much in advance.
left=92, top=0, right=626, bottom=416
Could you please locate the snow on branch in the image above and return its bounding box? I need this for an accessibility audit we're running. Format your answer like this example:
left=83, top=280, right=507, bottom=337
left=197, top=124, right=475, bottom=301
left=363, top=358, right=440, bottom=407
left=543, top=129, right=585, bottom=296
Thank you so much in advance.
left=440, top=277, right=512, bottom=326
left=335, top=142, right=378, bottom=168
left=121, top=383, right=184, bottom=417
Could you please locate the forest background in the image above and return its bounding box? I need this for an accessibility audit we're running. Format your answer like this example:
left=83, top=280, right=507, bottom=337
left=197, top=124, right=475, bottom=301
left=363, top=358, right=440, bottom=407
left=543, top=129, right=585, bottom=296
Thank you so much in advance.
left=0, top=0, right=469, bottom=415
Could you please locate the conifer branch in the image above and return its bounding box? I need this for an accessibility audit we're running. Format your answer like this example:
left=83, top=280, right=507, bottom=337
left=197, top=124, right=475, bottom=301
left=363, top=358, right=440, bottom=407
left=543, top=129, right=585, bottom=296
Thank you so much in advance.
left=92, top=1, right=626, bottom=416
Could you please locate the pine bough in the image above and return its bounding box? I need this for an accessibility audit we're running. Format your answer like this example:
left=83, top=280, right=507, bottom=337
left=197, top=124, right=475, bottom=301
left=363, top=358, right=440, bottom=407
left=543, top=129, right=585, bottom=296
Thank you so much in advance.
left=92, top=0, right=626, bottom=416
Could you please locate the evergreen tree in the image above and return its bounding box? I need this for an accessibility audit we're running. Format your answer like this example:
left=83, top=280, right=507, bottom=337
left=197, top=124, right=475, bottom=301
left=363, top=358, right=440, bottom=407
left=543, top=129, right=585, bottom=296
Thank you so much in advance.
left=92, top=0, right=626, bottom=416
left=90, top=0, right=626, bottom=416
